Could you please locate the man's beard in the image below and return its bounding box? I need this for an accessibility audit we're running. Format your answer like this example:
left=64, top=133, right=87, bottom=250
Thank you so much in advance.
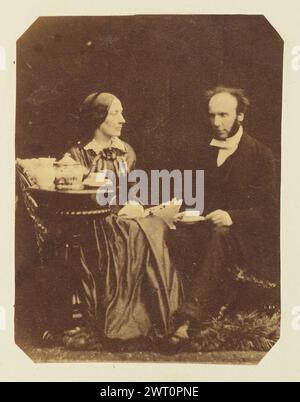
left=227, top=119, right=241, bottom=138
left=212, top=118, right=241, bottom=139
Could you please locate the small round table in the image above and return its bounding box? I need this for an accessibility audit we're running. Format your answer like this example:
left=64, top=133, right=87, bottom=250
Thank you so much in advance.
left=25, top=186, right=112, bottom=327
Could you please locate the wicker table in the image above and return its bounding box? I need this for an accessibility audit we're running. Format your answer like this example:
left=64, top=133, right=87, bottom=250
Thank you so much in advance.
left=22, top=185, right=112, bottom=329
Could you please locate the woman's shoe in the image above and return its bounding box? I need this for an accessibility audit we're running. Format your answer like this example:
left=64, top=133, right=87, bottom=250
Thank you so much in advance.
left=62, top=326, right=100, bottom=351
left=41, top=330, right=63, bottom=347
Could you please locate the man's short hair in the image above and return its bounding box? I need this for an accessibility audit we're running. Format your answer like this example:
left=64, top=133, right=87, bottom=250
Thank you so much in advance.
left=205, top=86, right=250, bottom=115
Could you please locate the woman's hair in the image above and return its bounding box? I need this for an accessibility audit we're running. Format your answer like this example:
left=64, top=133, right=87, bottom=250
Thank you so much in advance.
left=79, top=92, right=117, bottom=141
left=204, top=86, right=250, bottom=115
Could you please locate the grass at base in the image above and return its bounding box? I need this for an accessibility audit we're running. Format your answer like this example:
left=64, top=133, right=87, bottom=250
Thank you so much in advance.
left=18, top=343, right=265, bottom=364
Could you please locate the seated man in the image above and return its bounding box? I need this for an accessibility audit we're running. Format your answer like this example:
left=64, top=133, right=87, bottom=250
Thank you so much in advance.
left=170, top=86, right=279, bottom=345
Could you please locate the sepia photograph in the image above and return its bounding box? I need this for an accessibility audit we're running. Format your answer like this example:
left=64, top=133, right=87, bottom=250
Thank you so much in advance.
left=15, top=15, right=282, bottom=364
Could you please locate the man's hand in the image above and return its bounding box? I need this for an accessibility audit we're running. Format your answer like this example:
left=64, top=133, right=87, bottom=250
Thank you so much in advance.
left=205, top=210, right=233, bottom=227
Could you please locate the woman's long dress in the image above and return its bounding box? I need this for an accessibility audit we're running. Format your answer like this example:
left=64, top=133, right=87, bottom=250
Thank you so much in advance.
left=68, top=141, right=183, bottom=340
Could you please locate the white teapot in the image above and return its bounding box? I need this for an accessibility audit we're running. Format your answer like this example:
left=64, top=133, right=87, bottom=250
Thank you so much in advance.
left=35, top=157, right=56, bottom=188
left=54, top=153, right=85, bottom=189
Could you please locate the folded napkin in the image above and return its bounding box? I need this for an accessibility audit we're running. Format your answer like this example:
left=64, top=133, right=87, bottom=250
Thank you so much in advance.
left=144, top=198, right=183, bottom=229
left=118, top=198, right=183, bottom=229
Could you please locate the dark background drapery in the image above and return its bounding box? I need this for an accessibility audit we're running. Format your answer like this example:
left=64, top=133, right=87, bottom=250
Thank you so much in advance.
left=15, top=15, right=282, bottom=278
left=16, top=15, right=283, bottom=171
left=15, top=17, right=282, bottom=347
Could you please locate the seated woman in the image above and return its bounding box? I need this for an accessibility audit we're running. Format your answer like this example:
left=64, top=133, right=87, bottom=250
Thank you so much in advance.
left=69, top=92, right=136, bottom=175
left=65, top=92, right=183, bottom=348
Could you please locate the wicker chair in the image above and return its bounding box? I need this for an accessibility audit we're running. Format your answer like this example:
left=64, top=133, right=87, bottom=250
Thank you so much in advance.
left=16, top=161, right=111, bottom=334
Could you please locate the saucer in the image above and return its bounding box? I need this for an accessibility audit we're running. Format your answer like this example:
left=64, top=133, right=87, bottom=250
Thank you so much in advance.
left=83, top=179, right=111, bottom=188
left=175, top=212, right=206, bottom=224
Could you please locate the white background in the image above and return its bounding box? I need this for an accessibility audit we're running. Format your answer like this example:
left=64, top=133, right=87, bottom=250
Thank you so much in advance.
left=0, top=0, right=300, bottom=382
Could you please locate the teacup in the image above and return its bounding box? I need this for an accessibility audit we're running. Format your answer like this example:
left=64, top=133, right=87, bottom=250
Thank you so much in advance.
left=176, top=210, right=204, bottom=223
left=183, top=210, right=200, bottom=217
left=87, top=172, right=107, bottom=183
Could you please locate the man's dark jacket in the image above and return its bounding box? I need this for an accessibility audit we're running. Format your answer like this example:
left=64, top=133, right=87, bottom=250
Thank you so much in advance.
left=203, top=132, right=280, bottom=282
left=204, top=132, right=279, bottom=235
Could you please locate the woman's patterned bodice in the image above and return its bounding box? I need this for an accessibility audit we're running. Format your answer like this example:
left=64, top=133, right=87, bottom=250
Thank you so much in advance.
left=68, top=140, right=136, bottom=175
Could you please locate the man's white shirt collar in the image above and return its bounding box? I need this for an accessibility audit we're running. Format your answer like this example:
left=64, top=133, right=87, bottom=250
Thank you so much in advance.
left=210, top=125, right=243, bottom=150
left=210, top=126, right=243, bottom=167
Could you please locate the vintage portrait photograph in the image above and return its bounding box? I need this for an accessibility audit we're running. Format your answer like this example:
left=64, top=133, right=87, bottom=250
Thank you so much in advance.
left=15, top=15, right=282, bottom=364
